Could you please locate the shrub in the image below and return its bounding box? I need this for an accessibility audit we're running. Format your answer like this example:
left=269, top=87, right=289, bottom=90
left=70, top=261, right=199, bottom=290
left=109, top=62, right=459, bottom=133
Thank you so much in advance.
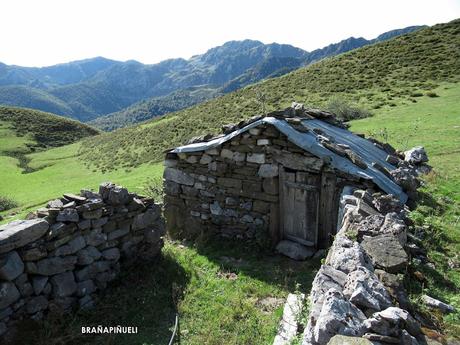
left=326, top=97, right=372, bottom=121
left=0, top=195, right=18, bottom=212
left=143, top=177, right=164, bottom=203
left=426, top=91, right=439, bottom=97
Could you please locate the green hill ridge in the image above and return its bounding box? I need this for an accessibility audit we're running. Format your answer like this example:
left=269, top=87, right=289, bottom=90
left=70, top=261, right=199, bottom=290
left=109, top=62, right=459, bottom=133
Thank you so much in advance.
left=0, top=106, right=99, bottom=154
left=78, top=19, right=460, bottom=172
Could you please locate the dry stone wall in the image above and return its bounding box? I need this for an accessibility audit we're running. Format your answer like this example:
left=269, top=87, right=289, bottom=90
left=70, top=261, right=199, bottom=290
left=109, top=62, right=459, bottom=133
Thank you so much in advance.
left=0, top=183, right=164, bottom=338
left=163, top=124, right=324, bottom=245
left=302, top=188, right=423, bottom=345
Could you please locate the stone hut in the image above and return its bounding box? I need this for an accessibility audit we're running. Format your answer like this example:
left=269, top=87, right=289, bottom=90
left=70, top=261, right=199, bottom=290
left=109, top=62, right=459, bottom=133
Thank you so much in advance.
left=163, top=103, right=408, bottom=251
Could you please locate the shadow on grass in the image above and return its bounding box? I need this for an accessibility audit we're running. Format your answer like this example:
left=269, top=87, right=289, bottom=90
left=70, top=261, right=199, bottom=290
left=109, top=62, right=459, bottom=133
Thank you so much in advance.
left=192, top=236, right=320, bottom=294
left=13, top=253, right=189, bottom=345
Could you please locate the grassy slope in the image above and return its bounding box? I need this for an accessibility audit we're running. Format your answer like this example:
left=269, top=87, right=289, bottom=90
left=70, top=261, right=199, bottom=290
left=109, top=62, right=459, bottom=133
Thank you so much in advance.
left=351, top=83, right=460, bottom=337
left=0, top=142, right=163, bottom=222
left=78, top=19, right=460, bottom=171
left=0, top=106, right=99, bottom=152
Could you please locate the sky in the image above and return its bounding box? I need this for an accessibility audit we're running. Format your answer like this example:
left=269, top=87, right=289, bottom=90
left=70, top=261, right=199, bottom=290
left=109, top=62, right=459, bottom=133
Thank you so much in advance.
left=1, top=0, right=459, bottom=67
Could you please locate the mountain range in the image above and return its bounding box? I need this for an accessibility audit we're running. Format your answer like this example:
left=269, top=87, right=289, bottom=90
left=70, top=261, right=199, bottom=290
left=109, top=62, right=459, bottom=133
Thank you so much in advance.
left=0, top=25, right=424, bottom=128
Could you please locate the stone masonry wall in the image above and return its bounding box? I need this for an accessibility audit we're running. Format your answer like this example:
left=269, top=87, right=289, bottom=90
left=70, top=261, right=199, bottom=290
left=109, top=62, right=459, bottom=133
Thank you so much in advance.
left=0, top=182, right=164, bottom=338
left=163, top=123, right=324, bottom=245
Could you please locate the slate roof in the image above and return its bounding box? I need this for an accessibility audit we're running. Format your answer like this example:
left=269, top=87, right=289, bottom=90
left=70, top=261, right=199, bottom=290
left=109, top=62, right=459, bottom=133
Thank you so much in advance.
left=171, top=112, right=407, bottom=203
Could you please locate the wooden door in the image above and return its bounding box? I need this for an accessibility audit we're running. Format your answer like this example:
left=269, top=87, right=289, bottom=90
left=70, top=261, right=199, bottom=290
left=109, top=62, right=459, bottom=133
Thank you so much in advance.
left=279, top=167, right=319, bottom=247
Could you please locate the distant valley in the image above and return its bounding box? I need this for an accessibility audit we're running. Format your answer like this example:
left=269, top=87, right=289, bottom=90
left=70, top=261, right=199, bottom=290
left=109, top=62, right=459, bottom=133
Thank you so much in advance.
left=0, top=25, right=424, bottom=129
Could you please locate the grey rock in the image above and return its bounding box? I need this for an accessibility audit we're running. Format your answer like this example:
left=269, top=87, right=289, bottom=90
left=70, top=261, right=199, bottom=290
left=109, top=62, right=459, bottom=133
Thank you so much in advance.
left=163, top=168, right=195, bottom=186
left=48, top=222, right=76, bottom=240
left=326, top=237, right=373, bottom=274
left=276, top=240, right=315, bottom=261
left=43, top=282, right=52, bottom=295
left=77, top=198, right=104, bottom=212
left=63, top=193, right=87, bottom=203
left=364, top=307, right=421, bottom=337
left=20, top=246, right=47, bottom=261
left=0, top=251, right=24, bottom=281
left=107, top=227, right=129, bottom=241
left=77, top=219, right=91, bottom=230
left=82, top=208, right=103, bottom=219
left=31, top=275, right=48, bottom=295
left=401, top=330, right=420, bottom=345
left=270, top=147, right=323, bottom=171
left=108, top=186, right=130, bottom=205
left=363, top=333, right=399, bottom=343
left=383, top=218, right=407, bottom=248
left=54, top=244, right=72, bottom=256
left=29, top=256, right=77, bottom=276
left=326, top=335, right=373, bottom=345
left=210, top=201, right=223, bottom=216
left=99, top=182, right=115, bottom=200
left=258, top=164, right=279, bottom=178
left=361, top=234, right=408, bottom=273
left=391, top=167, right=420, bottom=192
left=247, top=153, right=265, bottom=164
left=273, top=293, right=305, bottom=345
left=85, top=230, right=107, bottom=246
left=313, top=288, right=367, bottom=344
left=92, top=217, right=108, bottom=228
left=77, top=246, right=101, bottom=265
left=309, top=265, right=347, bottom=310
left=101, top=248, right=120, bottom=261
left=372, top=194, right=404, bottom=214
left=76, top=280, right=96, bottom=297
left=421, top=295, right=455, bottom=314
left=47, top=199, right=64, bottom=208
left=374, top=269, right=410, bottom=310
left=199, top=154, right=213, bottom=164
left=404, top=146, right=428, bottom=164
left=0, top=282, right=20, bottom=309
left=50, top=271, right=77, bottom=297
left=68, top=236, right=86, bottom=253
left=18, top=281, right=34, bottom=297
left=240, top=214, right=253, bottom=223
left=0, top=306, right=13, bottom=319
left=26, top=295, right=48, bottom=314
left=0, top=219, right=49, bottom=254
left=56, top=208, right=79, bottom=222
left=343, top=266, right=392, bottom=311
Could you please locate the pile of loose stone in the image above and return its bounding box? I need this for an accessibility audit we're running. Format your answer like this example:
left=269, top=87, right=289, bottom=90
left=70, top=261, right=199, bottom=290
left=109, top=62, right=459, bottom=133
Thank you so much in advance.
left=302, top=186, right=455, bottom=345
left=0, top=182, right=164, bottom=338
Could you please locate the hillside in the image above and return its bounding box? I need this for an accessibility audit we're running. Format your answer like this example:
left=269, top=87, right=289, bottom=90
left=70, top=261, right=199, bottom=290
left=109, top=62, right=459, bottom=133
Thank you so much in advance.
left=0, top=26, right=423, bottom=124
left=88, top=25, right=424, bottom=130
left=0, top=106, right=99, bottom=154
left=89, top=87, right=221, bottom=131
left=78, top=19, right=460, bottom=171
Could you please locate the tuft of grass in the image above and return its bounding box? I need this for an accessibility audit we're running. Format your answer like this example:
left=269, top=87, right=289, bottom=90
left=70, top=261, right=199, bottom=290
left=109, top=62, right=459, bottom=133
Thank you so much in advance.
left=326, top=97, right=372, bottom=122
left=0, top=195, right=18, bottom=212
